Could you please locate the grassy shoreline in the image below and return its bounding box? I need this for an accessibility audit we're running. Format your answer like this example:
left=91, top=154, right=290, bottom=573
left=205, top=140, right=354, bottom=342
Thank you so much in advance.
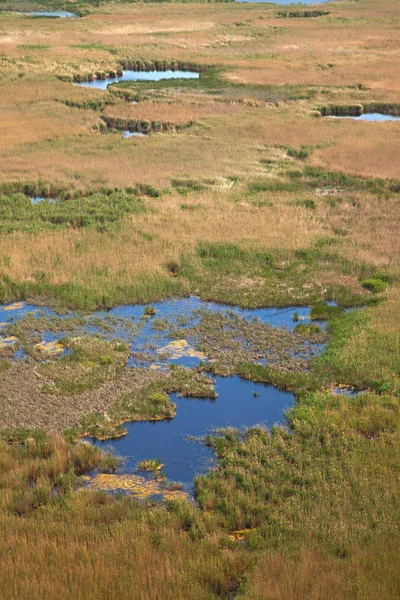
left=0, top=291, right=399, bottom=598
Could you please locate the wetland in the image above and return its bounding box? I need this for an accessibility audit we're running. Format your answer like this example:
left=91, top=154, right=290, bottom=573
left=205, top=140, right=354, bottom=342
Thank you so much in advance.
left=0, top=0, right=399, bottom=598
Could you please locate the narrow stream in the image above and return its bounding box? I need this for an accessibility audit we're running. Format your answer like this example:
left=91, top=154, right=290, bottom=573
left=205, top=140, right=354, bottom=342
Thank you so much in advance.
left=22, top=10, right=78, bottom=18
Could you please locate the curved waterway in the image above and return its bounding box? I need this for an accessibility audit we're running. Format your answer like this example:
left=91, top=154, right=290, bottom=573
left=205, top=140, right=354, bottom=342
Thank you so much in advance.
left=75, top=70, right=199, bottom=91
left=86, top=375, right=294, bottom=499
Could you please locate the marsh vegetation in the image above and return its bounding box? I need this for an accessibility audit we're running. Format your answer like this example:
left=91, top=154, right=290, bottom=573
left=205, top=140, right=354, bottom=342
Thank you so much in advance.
left=0, top=0, right=399, bottom=597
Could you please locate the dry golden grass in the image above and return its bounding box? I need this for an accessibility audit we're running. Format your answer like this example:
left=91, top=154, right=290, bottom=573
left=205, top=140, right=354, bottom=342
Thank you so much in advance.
left=0, top=179, right=398, bottom=305
left=103, top=95, right=259, bottom=125
left=0, top=436, right=250, bottom=600
left=0, top=187, right=326, bottom=285
left=241, top=541, right=400, bottom=600
left=318, top=192, right=400, bottom=269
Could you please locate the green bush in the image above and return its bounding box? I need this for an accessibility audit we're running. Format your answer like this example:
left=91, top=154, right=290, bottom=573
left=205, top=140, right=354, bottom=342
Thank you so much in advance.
left=361, top=278, right=389, bottom=294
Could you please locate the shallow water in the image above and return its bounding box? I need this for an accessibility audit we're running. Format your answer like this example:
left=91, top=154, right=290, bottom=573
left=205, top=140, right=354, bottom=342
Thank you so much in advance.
left=30, top=196, right=56, bottom=204
left=75, top=70, right=199, bottom=91
left=22, top=10, right=78, bottom=18
left=87, top=374, right=294, bottom=496
left=236, top=0, right=332, bottom=4
left=329, top=113, right=400, bottom=122
left=124, top=131, right=146, bottom=138
left=331, top=386, right=362, bottom=397
left=0, top=296, right=324, bottom=367
left=0, top=297, right=322, bottom=496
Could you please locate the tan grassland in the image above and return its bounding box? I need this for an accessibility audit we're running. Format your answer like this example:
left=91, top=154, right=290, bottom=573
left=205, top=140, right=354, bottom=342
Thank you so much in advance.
left=0, top=0, right=399, bottom=185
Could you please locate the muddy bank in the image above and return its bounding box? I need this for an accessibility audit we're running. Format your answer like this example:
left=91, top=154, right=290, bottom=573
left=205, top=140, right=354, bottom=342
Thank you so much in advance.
left=187, top=311, right=326, bottom=374
left=0, top=363, right=165, bottom=431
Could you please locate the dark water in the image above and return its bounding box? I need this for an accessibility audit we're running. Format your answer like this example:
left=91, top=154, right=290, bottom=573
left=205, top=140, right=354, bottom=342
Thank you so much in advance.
left=75, top=70, right=199, bottom=91
left=22, top=10, right=78, bottom=18
left=87, top=374, right=294, bottom=494
left=329, top=113, right=400, bottom=122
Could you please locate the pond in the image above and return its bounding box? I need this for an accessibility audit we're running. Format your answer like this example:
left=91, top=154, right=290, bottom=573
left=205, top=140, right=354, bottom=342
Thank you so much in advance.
left=75, top=70, right=200, bottom=91
left=86, top=374, right=294, bottom=499
left=0, top=296, right=330, bottom=499
left=30, top=196, right=56, bottom=204
left=22, top=10, right=78, bottom=18
left=329, top=113, right=400, bottom=122
left=124, top=131, right=146, bottom=138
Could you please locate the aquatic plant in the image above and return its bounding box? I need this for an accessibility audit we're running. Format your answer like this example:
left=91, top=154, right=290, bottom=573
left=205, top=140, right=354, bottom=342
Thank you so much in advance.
left=136, top=459, right=163, bottom=472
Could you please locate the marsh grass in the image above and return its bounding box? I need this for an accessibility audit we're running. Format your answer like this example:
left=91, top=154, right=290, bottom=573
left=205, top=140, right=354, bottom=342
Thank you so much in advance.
left=39, top=337, right=130, bottom=395
left=1, top=1, right=400, bottom=596
left=0, top=168, right=395, bottom=310
left=65, top=367, right=216, bottom=440
left=0, top=190, right=146, bottom=233
left=0, top=281, right=399, bottom=600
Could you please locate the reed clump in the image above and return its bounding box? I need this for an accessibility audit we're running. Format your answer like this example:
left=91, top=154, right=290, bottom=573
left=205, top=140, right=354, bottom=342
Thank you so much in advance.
left=102, top=115, right=195, bottom=134
left=277, top=10, right=330, bottom=18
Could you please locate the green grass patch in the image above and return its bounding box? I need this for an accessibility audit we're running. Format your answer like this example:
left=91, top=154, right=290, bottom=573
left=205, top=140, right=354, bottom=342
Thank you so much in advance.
left=39, top=337, right=130, bottom=395
left=72, top=42, right=118, bottom=55
left=65, top=367, right=216, bottom=441
left=0, top=191, right=146, bottom=233
left=361, top=278, right=389, bottom=294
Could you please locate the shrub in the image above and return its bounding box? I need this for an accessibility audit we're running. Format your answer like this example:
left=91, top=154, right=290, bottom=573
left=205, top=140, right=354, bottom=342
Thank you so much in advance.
left=287, top=146, right=312, bottom=159
left=361, top=278, right=389, bottom=294
left=297, top=198, right=316, bottom=210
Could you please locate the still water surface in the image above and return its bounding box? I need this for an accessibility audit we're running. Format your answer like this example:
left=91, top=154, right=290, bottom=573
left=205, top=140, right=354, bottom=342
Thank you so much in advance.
left=23, top=10, right=78, bottom=17
left=0, top=297, right=313, bottom=495
left=87, top=375, right=294, bottom=496
left=330, top=113, right=400, bottom=122
left=75, top=70, right=199, bottom=90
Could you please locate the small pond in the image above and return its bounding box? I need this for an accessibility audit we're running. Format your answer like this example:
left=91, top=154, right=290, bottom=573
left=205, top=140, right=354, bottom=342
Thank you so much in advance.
left=30, top=196, right=56, bottom=204
left=329, top=113, right=400, bottom=122
left=331, top=386, right=362, bottom=397
left=75, top=70, right=200, bottom=91
left=124, top=131, right=146, bottom=138
left=22, top=10, right=78, bottom=18
left=86, top=374, right=294, bottom=498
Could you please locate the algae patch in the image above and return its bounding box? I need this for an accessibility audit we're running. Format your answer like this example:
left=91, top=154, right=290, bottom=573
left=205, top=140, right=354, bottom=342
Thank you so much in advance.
left=34, top=340, right=65, bottom=356
left=0, top=336, right=17, bottom=347
left=157, top=339, right=206, bottom=361
left=86, top=473, right=189, bottom=501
